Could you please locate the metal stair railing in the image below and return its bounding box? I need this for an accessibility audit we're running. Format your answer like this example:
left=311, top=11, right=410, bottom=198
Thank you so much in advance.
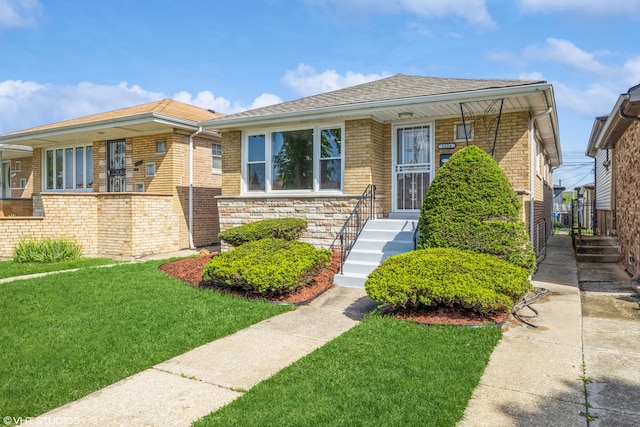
left=336, top=184, right=376, bottom=274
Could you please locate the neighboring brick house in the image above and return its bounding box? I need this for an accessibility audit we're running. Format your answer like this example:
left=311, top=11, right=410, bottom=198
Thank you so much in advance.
left=0, top=144, right=34, bottom=216
left=202, top=74, right=561, bottom=257
left=0, top=99, right=223, bottom=258
left=586, top=83, right=640, bottom=276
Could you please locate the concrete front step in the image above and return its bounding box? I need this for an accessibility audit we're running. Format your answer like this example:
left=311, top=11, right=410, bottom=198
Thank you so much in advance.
left=576, top=253, right=620, bottom=263
left=577, top=245, right=620, bottom=255
left=334, top=219, right=417, bottom=288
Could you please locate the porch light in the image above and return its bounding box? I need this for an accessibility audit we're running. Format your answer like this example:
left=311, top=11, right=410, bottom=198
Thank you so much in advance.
left=398, top=112, right=414, bottom=119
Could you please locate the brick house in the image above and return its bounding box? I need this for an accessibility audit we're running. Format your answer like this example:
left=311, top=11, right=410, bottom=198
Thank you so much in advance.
left=0, top=99, right=223, bottom=258
left=0, top=144, right=34, bottom=214
left=586, top=83, right=640, bottom=276
left=202, top=75, right=561, bottom=273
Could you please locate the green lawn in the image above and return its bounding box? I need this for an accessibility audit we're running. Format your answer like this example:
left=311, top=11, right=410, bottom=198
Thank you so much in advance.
left=0, top=257, right=119, bottom=279
left=196, top=314, right=501, bottom=427
left=0, top=260, right=292, bottom=418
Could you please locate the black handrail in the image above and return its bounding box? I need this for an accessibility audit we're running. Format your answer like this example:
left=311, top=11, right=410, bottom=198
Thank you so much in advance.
left=336, top=184, right=376, bottom=274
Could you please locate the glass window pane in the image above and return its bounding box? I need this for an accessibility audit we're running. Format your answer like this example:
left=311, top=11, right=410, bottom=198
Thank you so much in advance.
left=56, top=149, right=63, bottom=189
left=65, top=148, right=74, bottom=189
left=46, top=150, right=54, bottom=190
left=76, top=147, right=84, bottom=188
left=212, top=156, right=222, bottom=170
left=320, top=128, right=341, bottom=158
left=247, top=163, right=265, bottom=191
left=86, top=146, right=93, bottom=188
left=248, top=135, right=265, bottom=162
left=320, top=159, right=341, bottom=190
left=271, top=129, right=313, bottom=190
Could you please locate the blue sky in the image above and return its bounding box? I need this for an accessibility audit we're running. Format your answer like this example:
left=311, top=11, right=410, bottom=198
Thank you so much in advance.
left=2, top=0, right=640, bottom=190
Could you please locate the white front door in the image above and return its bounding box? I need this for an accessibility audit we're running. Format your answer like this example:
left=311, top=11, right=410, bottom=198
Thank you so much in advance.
left=1, top=161, right=10, bottom=198
left=392, top=124, right=433, bottom=212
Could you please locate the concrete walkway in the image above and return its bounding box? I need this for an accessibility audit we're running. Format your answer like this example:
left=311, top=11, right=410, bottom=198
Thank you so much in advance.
left=24, top=285, right=377, bottom=426
left=459, top=235, right=640, bottom=426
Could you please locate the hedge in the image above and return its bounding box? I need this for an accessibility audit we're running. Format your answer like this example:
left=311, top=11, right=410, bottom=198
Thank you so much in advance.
left=365, top=248, right=532, bottom=315
left=202, top=238, right=331, bottom=295
left=218, top=218, right=308, bottom=246
left=418, top=145, right=536, bottom=273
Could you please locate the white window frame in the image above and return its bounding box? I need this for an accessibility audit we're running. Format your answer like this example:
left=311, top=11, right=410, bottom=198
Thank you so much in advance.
left=20, top=179, right=26, bottom=188
left=42, top=144, right=94, bottom=192
left=212, top=143, right=222, bottom=173
left=156, top=140, right=166, bottom=153
left=135, top=182, right=144, bottom=192
left=454, top=123, right=474, bottom=141
left=146, top=163, right=156, bottom=177
left=14, top=161, right=21, bottom=172
left=241, top=123, right=344, bottom=194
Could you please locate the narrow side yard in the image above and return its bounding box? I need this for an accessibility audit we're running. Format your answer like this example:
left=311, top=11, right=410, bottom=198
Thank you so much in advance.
left=195, top=314, right=502, bottom=427
left=0, top=260, right=292, bottom=419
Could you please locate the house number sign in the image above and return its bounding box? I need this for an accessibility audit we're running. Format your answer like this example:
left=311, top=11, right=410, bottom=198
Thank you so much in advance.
left=438, top=143, right=456, bottom=149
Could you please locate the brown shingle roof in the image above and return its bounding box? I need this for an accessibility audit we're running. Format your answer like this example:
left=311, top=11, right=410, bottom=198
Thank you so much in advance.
left=7, top=98, right=223, bottom=135
left=219, top=74, right=544, bottom=120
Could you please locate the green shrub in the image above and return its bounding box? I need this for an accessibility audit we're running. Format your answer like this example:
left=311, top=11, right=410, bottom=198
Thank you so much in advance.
left=218, top=218, right=308, bottom=246
left=13, top=236, right=83, bottom=263
left=417, top=145, right=536, bottom=273
left=202, top=238, right=331, bottom=295
left=365, top=248, right=532, bottom=315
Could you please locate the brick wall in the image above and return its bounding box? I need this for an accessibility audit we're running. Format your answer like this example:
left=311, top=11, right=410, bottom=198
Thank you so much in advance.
left=216, top=111, right=549, bottom=248
left=0, top=199, right=33, bottom=216
left=0, top=193, right=177, bottom=259
left=614, top=121, right=640, bottom=274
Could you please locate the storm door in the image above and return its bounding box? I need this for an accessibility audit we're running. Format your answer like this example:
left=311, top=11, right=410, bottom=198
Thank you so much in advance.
left=107, top=139, right=126, bottom=192
left=1, top=161, right=10, bottom=198
left=393, top=125, right=432, bottom=211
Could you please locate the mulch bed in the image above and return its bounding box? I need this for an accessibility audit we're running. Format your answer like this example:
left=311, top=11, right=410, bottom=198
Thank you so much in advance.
left=158, top=250, right=510, bottom=325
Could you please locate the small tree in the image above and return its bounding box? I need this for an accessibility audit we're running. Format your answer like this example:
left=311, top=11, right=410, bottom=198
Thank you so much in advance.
left=417, top=145, right=536, bottom=273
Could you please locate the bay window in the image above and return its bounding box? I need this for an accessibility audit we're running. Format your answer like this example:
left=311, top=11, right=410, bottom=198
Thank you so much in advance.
left=244, top=126, right=343, bottom=193
left=44, top=144, right=93, bottom=191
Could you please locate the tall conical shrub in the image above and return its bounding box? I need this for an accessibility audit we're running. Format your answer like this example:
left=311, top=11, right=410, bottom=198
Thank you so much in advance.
left=417, top=145, right=536, bottom=273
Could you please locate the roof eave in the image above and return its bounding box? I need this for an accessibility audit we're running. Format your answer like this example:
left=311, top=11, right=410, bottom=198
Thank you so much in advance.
left=202, top=82, right=553, bottom=130
left=0, top=112, right=215, bottom=146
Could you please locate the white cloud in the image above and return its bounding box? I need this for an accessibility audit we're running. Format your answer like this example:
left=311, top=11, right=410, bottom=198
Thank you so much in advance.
left=518, top=0, right=640, bottom=16
left=524, top=38, right=612, bottom=76
left=305, top=0, right=495, bottom=28
left=0, top=0, right=42, bottom=29
left=0, top=79, right=284, bottom=133
left=282, top=63, right=392, bottom=96
left=552, top=81, right=619, bottom=117
left=173, top=90, right=282, bottom=114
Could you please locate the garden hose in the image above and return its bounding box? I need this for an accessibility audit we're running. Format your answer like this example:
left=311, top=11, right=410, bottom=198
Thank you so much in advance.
left=511, top=287, right=549, bottom=328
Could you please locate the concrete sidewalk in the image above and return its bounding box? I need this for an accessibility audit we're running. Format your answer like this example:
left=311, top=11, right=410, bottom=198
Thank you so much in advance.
left=25, top=286, right=377, bottom=426
left=459, top=235, right=640, bottom=426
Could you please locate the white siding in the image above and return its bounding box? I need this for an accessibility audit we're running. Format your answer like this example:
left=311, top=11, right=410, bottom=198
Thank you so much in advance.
left=595, top=149, right=612, bottom=210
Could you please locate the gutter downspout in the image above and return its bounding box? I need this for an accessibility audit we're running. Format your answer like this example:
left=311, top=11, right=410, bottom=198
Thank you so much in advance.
left=530, top=108, right=553, bottom=250
left=188, top=127, right=204, bottom=249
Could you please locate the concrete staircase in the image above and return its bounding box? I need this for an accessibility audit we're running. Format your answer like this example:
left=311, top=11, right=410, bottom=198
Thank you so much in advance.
left=574, top=235, right=620, bottom=263
left=333, top=219, right=417, bottom=288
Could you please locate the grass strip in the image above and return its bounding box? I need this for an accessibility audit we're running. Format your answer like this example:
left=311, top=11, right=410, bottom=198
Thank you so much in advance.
left=0, top=258, right=119, bottom=279
left=0, top=260, right=292, bottom=418
left=196, top=314, right=501, bottom=427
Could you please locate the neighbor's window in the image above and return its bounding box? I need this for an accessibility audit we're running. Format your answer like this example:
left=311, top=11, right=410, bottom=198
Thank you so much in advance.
left=20, top=179, right=26, bottom=188
left=146, top=163, right=156, bottom=177
left=212, top=143, right=222, bottom=172
left=14, top=161, right=21, bottom=172
left=136, top=182, right=144, bottom=192
left=244, top=126, right=343, bottom=193
left=45, top=144, right=93, bottom=191
left=455, top=123, right=473, bottom=141
left=156, top=140, right=166, bottom=153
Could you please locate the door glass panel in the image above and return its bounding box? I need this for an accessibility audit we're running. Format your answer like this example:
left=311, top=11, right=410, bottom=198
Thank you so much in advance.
left=107, top=140, right=126, bottom=192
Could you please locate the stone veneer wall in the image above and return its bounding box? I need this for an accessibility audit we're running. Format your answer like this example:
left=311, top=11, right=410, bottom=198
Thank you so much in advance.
left=216, top=195, right=385, bottom=250
left=0, top=193, right=177, bottom=259
left=614, top=121, right=640, bottom=274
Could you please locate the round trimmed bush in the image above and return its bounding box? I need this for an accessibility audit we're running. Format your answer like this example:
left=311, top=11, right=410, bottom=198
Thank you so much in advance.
left=365, top=248, right=532, bottom=315
left=417, top=145, right=536, bottom=273
left=218, top=218, right=308, bottom=247
left=202, top=238, right=331, bottom=295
